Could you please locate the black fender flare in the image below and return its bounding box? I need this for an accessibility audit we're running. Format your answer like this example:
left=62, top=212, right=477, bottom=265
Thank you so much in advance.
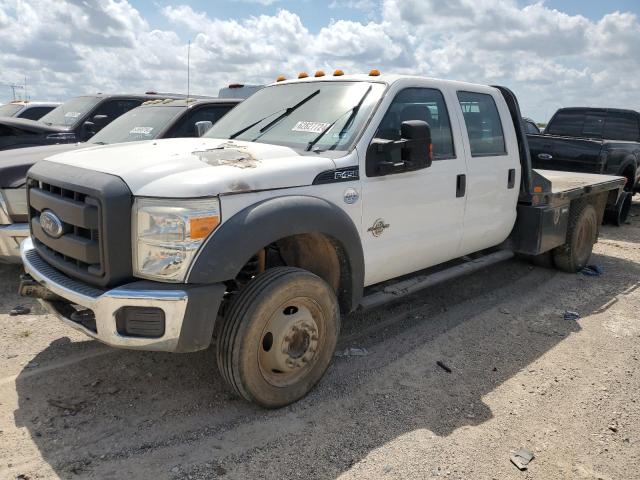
left=618, top=155, right=638, bottom=188
left=187, top=195, right=365, bottom=311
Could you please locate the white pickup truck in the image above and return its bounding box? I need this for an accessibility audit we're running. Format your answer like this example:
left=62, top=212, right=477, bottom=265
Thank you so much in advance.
left=19, top=73, right=625, bottom=407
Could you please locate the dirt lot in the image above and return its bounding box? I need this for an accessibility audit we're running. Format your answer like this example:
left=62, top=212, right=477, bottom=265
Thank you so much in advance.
left=1, top=201, right=639, bottom=480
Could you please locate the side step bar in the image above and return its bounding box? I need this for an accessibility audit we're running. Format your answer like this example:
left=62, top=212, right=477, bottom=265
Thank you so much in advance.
left=359, top=250, right=515, bottom=310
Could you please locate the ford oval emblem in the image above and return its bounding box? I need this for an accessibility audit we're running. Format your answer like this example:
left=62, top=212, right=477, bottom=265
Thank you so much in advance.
left=40, top=210, right=64, bottom=238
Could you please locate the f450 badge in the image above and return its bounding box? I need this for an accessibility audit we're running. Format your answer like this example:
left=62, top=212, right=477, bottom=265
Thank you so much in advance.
left=367, top=218, right=390, bottom=237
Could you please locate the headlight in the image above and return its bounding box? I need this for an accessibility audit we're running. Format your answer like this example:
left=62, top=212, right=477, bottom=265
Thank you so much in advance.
left=132, top=197, right=221, bottom=282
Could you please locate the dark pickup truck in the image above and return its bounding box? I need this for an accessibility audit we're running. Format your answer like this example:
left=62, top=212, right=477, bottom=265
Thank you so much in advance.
left=528, top=107, right=640, bottom=224
left=0, top=93, right=198, bottom=151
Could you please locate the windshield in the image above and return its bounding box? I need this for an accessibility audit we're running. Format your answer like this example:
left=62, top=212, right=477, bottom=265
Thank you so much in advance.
left=89, top=105, right=182, bottom=144
left=39, top=96, right=101, bottom=127
left=205, top=81, right=385, bottom=152
left=0, top=104, right=23, bottom=117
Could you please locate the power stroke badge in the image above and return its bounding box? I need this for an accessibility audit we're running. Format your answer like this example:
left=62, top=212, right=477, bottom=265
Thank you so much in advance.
left=367, top=218, right=390, bottom=237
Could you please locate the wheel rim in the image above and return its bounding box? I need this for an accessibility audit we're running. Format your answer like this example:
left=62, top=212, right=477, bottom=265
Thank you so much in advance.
left=258, top=297, right=323, bottom=388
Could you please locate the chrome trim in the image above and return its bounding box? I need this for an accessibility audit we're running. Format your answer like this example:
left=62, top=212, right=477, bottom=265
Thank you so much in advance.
left=0, top=222, right=29, bottom=263
left=21, top=237, right=190, bottom=351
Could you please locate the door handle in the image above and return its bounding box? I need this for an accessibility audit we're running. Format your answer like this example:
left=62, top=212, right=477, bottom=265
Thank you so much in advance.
left=508, top=168, right=516, bottom=189
left=456, top=174, right=466, bottom=198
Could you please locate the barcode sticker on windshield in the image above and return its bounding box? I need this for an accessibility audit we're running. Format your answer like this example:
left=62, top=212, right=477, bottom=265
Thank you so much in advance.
left=64, top=111, right=81, bottom=118
left=292, top=121, right=331, bottom=134
left=130, top=126, right=154, bottom=135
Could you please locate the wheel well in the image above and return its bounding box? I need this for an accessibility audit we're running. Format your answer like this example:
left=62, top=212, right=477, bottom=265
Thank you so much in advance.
left=235, top=233, right=353, bottom=313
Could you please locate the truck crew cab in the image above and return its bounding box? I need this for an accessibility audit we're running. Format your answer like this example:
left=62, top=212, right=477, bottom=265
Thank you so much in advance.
left=20, top=73, right=625, bottom=407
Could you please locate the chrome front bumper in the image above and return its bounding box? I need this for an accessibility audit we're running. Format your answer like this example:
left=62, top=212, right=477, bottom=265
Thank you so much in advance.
left=20, top=237, right=225, bottom=352
left=0, top=222, right=29, bottom=263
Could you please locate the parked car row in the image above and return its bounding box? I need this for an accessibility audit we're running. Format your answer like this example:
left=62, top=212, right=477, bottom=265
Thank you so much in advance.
left=6, top=70, right=629, bottom=408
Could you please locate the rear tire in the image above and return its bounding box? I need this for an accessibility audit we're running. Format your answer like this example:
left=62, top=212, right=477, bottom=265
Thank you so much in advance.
left=553, top=202, right=598, bottom=273
left=216, top=267, right=340, bottom=408
left=604, top=192, right=632, bottom=227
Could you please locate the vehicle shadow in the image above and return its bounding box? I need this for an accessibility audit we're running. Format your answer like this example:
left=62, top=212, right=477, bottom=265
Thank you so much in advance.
left=10, top=208, right=640, bottom=478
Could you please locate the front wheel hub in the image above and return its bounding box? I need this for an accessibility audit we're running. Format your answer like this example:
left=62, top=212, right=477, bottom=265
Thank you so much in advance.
left=258, top=300, right=321, bottom=386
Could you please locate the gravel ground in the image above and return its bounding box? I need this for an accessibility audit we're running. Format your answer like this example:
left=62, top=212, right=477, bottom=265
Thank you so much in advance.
left=0, top=200, right=638, bottom=480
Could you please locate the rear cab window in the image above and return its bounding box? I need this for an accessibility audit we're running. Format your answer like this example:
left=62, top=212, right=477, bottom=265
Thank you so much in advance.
left=603, top=112, right=640, bottom=141
left=545, top=109, right=607, bottom=138
left=457, top=91, right=507, bottom=156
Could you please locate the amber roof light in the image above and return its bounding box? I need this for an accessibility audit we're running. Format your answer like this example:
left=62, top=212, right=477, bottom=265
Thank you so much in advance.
left=369, top=69, right=381, bottom=76
left=276, top=75, right=286, bottom=82
left=298, top=72, right=309, bottom=79
left=333, top=69, right=344, bottom=76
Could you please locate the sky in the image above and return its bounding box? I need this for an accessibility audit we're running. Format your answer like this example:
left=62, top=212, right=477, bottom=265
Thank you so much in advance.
left=0, top=0, right=639, bottom=122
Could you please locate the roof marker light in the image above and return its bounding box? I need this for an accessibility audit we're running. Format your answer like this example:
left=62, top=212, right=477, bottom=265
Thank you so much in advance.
left=333, top=69, right=344, bottom=76
left=276, top=75, right=286, bottom=82
left=314, top=70, right=325, bottom=77
left=298, top=72, right=309, bottom=79
left=369, top=69, right=381, bottom=76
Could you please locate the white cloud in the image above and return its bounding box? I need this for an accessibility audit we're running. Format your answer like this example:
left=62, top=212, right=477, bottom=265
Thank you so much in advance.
left=0, top=0, right=639, bottom=121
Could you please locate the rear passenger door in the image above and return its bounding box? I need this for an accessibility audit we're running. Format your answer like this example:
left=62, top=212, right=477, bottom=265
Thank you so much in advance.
left=456, top=90, right=520, bottom=254
left=166, top=106, right=233, bottom=138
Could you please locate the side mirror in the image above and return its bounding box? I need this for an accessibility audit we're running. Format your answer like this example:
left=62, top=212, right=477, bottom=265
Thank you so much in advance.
left=81, top=121, right=96, bottom=140
left=365, top=120, right=432, bottom=177
left=195, top=120, right=213, bottom=137
left=92, top=114, right=109, bottom=128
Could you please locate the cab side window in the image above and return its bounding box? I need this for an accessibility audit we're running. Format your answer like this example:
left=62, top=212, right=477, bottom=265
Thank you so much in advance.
left=168, top=106, right=232, bottom=138
left=457, top=91, right=507, bottom=157
left=376, top=88, right=455, bottom=160
left=93, top=99, right=142, bottom=123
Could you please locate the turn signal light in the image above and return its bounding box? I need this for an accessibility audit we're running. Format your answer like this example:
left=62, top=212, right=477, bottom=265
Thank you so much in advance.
left=190, top=216, right=220, bottom=240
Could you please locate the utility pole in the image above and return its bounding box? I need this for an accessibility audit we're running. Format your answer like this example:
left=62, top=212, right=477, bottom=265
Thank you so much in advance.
left=0, top=83, right=25, bottom=101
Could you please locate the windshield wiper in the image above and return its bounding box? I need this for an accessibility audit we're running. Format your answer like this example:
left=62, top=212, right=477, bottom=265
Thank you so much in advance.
left=228, top=109, right=283, bottom=140
left=306, top=85, right=373, bottom=152
left=249, top=89, right=321, bottom=143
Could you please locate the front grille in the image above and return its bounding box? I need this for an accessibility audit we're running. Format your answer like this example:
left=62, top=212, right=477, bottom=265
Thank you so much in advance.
left=27, top=161, right=133, bottom=288
left=29, top=180, right=104, bottom=276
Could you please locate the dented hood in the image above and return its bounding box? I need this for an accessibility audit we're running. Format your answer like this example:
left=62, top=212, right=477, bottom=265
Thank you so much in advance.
left=43, top=137, right=337, bottom=197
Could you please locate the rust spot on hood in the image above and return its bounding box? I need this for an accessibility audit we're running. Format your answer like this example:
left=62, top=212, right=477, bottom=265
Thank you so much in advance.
left=192, top=143, right=259, bottom=169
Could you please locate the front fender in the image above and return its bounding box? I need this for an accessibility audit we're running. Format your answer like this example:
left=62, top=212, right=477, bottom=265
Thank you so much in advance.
left=186, top=195, right=364, bottom=311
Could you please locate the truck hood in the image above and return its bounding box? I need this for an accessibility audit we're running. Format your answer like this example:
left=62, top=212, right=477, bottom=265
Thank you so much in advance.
left=0, top=143, right=85, bottom=188
left=44, top=137, right=338, bottom=197
left=0, top=116, right=67, bottom=135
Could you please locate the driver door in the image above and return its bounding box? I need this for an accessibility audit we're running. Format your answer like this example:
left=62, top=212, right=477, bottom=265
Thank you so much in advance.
left=359, top=86, right=467, bottom=286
